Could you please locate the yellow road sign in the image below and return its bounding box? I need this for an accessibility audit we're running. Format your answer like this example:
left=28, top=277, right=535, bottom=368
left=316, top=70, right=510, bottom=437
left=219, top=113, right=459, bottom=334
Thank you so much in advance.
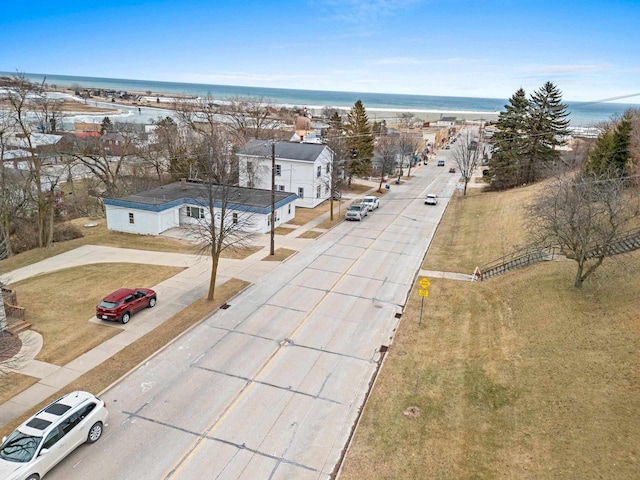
left=419, top=277, right=431, bottom=288
left=418, top=289, right=429, bottom=297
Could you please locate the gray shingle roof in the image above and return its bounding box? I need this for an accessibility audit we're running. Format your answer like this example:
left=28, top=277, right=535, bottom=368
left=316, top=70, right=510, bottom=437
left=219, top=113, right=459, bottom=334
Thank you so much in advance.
left=109, top=181, right=295, bottom=208
left=238, top=140, right=328, bottom=162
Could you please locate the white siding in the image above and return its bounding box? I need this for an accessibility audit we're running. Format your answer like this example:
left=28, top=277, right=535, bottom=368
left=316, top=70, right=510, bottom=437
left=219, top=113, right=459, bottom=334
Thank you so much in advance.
left=105, top=205, right=163, bottom=235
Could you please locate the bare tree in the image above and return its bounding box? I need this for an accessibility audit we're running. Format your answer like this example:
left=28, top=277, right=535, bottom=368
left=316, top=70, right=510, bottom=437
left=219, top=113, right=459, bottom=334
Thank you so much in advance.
left=396, top=132, right=420, bottom=179
left=175, top=95, right=284, bottom=147
left=374, top=135, right=399, bottom=192
left=452, top=129, right=481, bottom=195
left=322, top=133, right=349, bottom=220
left=2, top=74, right=64, bottom=248
left=63, top=122, right=143, bottom=197
left=527, top=173, right=640, bottom=288
left=183, top=129, right=259, bottom=300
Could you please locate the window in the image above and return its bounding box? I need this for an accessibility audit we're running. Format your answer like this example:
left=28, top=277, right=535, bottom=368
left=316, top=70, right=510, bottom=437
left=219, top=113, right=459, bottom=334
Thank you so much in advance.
left=325, top=185, right=329, bottom=194
left=275, top=164, right=282, bottom=176
left=316, top=185, right=321, bottom=198
left=128, top=213, right=134, bottom=224
left=298, top=187, right=304, bottom=199
left=288, top=204, right=291, bottom=214
left=186, top=206, right=204, bottom=219
left=316, top=165, right=321, bottom=178
left=247, top=161, right=253, bottom=171
left=42, top=428, right=62, bottom=449
left=277, top=185, right=285, bottom=192
left=326, top=164, right=330, bottom=174
left=232, top=212, right=238, bottom=224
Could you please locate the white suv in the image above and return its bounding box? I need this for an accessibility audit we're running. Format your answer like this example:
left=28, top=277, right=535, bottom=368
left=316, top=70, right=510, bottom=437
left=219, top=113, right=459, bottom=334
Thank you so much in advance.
left=361, top=196, right=380, bottom=211
left=0, top=391, right=109, bottom=480
left=425, top=194, right=438, bottom=205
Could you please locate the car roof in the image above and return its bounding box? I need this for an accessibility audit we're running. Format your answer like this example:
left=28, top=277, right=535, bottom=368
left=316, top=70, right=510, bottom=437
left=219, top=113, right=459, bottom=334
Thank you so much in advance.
left=103, top=288, right=136, bottom=302
left=18, top=391, right=96, bottom=437
left=427, top=194, right=437, bottom=197
left=363, top=196, right=377, bottom=200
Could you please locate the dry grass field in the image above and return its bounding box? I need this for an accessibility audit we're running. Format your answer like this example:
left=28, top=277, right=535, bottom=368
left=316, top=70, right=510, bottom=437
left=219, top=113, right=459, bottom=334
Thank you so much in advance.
left=340, top=183, right=640, bottom=479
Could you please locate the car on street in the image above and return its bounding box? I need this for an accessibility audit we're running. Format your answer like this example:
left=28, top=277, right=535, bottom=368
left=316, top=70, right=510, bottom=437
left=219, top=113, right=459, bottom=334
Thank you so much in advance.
left=437, top=160, right=445, bottom=167
left=345, top=203, right=368, bottom=221
left=96, top=287, right=157, bottom=324
left=0, top=391, right=108, bottom=480
left=425, top=194, right=438, bottom=205
left=449, top=167, right=456, bottom=173
left=361, top=196, right=380, bottom=211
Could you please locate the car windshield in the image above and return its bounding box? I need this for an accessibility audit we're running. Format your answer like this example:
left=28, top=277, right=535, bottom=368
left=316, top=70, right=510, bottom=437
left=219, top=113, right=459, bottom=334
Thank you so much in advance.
left=0, top=430, right=41, bottom=463
left=347, top=205, right=360, bottom=211
left=98, top=300, right=119, bottom=309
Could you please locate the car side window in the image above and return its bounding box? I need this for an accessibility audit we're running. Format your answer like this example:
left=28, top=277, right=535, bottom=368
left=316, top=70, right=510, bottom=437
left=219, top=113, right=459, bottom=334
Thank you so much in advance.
left=135, top=291, right=145, bottom=298
left=61, top=404, right=94, bottom=436
left=42, top=427, right=62, bottom=450
left=125, top=295, right=135, bottom=303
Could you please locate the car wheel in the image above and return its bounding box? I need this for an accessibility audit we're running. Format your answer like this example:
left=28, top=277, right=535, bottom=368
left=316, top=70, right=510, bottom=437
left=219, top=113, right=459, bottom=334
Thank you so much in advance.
left=121, top=312, right=131, bottom=324
left=148, top=297, right=156, bottom=308
left=87, top=421, right=103, bottom=443
left=25, top=475, right=39, bottom=480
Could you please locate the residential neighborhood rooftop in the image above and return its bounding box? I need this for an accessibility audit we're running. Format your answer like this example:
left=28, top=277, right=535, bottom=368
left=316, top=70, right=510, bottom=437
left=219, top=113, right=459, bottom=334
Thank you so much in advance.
left=108, top=180, right=297, bottom=209
left=238, top=140, right=328, bottom=162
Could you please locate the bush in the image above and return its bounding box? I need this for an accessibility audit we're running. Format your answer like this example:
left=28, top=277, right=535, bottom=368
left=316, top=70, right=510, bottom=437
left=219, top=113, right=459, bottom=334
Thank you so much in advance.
left=53, top=222, right=84, bottom=243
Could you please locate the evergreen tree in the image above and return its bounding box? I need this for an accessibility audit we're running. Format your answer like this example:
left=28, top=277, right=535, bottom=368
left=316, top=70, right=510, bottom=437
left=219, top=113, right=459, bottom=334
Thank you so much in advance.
left=523, top=81, right=570, bottom=183
left=584, top=111, right=633, bottom=177
left=345, top=100, right=374, bottom=180
left=489, top=88, right=529, bottom=189
left=100, top=116, right=112, bottom=135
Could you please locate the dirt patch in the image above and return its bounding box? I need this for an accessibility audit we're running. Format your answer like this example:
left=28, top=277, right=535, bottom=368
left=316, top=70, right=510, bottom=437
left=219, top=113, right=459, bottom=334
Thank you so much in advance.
left=297, top=230, right=323, bottom=239
left=262, top=248, right=296, bottom=262
left=403, top=406, right=422, bottom=418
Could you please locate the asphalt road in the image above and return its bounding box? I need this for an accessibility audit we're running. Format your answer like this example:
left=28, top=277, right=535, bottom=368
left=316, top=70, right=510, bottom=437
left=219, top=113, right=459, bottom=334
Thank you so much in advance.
left=48, top=161, right=457, bottom=480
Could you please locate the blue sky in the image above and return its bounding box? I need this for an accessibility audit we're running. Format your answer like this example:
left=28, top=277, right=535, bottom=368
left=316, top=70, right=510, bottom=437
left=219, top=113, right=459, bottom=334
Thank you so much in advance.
left=2, top=0, right=639, bottom=102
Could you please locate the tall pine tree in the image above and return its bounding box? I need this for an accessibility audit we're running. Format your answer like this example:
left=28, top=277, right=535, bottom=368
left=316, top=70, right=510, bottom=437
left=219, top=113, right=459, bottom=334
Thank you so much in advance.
left=523, top=81, right=570, bottom=183
left=489, top=88, right=530, bottom=189
left=345, top=100, right=374, bottom=181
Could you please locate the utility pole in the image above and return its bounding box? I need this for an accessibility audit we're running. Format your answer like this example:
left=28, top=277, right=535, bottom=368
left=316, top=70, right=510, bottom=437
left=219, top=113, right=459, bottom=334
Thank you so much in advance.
left=270, top=141, right=276, bottom=256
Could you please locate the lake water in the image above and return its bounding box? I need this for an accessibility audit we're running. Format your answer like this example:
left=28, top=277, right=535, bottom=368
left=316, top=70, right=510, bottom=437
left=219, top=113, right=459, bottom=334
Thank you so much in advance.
left=4, top=71, right=636, bottom=127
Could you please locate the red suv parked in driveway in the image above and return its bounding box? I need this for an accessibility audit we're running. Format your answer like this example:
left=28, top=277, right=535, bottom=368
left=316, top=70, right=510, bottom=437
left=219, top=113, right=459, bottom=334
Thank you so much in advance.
left=96, top=288, right=156, bottom=324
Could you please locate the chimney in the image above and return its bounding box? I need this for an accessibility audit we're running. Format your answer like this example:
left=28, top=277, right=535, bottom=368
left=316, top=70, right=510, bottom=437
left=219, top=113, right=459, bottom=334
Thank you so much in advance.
left=180, top=178, right=187, bottom=190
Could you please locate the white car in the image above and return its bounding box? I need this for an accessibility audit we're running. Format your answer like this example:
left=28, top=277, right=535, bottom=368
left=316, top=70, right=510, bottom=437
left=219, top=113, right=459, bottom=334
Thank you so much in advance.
left=425, top=194, right=438, bottom=205
left=0, top=391, right=108, bottom=480
left=345, top=203, right=368, bottom=221
left=361, top=196, right=380, bottom=211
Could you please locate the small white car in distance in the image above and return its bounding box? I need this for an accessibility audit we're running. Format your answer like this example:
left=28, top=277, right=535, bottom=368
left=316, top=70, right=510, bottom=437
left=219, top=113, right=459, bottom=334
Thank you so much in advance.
left=361, top=196, right=380, bottom=211
left=345, top=203, right=368, bottom=221
left=0, top=391, right=108, bottom=480
left=425, top=194, right=438, bottom=205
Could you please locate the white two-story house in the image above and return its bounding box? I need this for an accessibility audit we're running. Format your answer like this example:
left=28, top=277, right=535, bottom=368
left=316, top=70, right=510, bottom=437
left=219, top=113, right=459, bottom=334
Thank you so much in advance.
left=237, top=140, right=333, bottom=208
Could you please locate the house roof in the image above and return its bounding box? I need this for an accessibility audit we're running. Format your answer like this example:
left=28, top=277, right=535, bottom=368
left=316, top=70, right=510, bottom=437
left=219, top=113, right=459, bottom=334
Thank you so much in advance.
left=238, top=140, right=329, bottom=162
left=104, top=181, right=297, bottom=214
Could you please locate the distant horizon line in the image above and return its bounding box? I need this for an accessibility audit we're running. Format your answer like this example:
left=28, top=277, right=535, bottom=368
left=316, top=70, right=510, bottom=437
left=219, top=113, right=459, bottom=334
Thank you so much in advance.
left=3, top=70, right=639, bottom=106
